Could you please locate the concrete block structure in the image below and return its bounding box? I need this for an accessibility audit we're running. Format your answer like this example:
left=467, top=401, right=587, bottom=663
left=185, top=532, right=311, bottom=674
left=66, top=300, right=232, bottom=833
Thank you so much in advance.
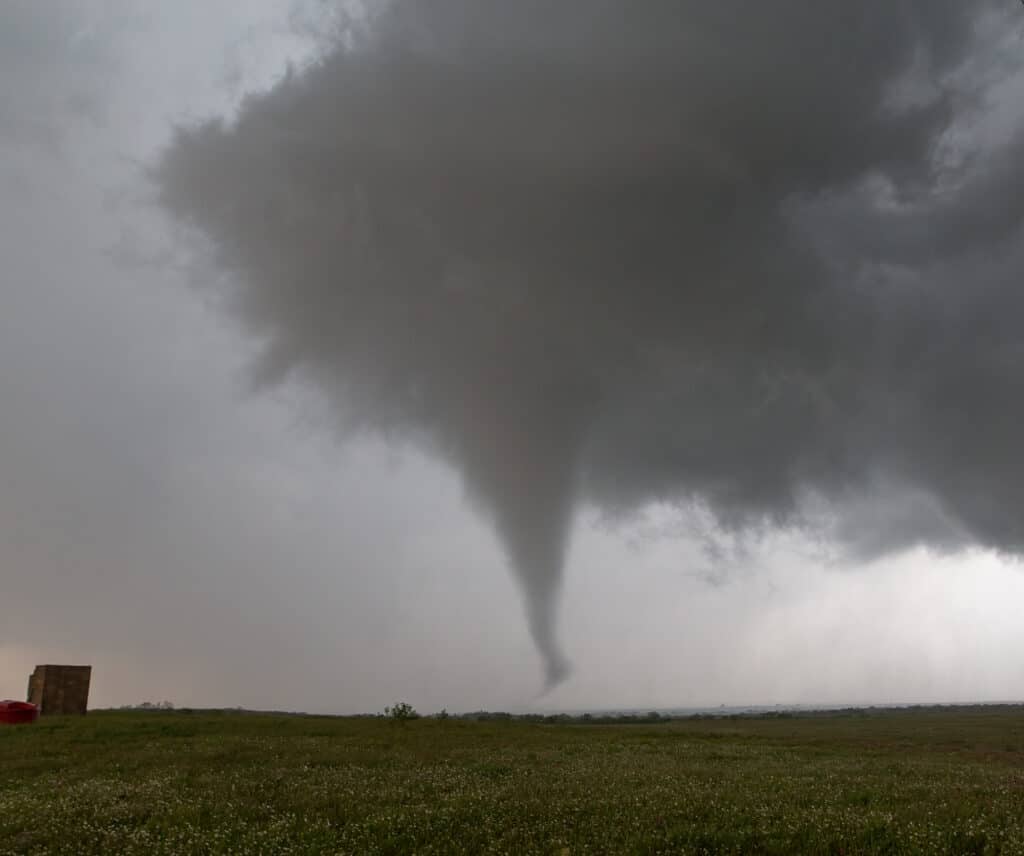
left=27, top=665, right=92, bottom=715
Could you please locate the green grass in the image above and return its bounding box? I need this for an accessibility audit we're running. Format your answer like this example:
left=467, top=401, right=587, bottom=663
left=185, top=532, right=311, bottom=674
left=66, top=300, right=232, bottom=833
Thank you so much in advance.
left=3, top=708, right=1024, bottom=854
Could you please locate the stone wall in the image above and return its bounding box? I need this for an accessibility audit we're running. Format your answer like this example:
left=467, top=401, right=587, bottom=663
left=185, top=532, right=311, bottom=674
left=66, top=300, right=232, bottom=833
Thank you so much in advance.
left=26, top=665, right=92, bottom=715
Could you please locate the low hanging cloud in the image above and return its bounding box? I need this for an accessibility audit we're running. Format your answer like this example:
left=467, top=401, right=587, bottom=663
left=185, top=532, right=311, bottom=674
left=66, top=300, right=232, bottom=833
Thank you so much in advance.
left=158, top=0, right=1024, bottom=688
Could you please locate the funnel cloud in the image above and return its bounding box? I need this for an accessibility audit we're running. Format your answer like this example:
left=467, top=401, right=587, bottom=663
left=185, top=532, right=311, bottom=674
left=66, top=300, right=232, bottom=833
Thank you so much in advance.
left=158, top=0, right=1024, bottom=687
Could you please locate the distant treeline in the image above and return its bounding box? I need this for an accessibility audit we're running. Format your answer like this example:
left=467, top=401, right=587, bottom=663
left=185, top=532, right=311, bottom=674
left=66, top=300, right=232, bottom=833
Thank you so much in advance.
left=450, top=704, right=1024, bottom=724
left=105, top=702, right=1024, bottom=723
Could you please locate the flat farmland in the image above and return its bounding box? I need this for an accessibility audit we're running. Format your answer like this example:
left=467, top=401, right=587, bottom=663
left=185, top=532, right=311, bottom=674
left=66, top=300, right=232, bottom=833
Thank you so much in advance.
left=3, top=707, right=1024, bottom=854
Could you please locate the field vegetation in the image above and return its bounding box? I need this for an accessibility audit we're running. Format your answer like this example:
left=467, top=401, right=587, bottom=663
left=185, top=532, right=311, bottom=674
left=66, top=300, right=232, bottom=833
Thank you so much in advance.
left=3, top=706, right=1024, bottom=854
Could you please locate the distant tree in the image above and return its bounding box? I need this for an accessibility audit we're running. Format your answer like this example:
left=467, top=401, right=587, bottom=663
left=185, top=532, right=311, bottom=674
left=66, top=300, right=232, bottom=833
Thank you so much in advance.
left=384, top=702, right=419, bottom=723
left=120, top=701, right=174, bottom=712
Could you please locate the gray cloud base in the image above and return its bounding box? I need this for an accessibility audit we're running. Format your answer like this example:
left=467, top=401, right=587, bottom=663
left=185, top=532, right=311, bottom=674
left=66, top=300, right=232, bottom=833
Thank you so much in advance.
left=158, top=0, right=1024, bottom=686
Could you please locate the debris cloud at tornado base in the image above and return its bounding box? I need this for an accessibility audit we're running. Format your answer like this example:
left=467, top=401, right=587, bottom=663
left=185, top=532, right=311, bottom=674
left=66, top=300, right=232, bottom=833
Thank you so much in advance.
left=158, top=0, right=1024, bottom=688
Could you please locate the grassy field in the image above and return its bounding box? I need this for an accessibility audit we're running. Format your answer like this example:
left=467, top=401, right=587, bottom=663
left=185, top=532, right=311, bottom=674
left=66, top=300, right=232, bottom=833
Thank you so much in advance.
left=3, top=707, right=1024, bottom=854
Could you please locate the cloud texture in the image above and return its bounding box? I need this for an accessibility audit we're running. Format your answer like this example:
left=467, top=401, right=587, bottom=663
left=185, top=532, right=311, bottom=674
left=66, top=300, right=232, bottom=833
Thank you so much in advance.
left=158, top=0, right=1024, bottom=686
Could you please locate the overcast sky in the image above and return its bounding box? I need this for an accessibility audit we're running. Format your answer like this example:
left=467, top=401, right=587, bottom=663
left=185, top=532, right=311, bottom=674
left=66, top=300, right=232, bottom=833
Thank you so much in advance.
left=3, top=1, right=1024, bottom=715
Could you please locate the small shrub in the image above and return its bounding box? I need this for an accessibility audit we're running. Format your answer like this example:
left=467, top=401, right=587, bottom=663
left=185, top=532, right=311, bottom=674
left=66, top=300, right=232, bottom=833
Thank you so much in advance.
left=384, top=702, right=419, bottom=723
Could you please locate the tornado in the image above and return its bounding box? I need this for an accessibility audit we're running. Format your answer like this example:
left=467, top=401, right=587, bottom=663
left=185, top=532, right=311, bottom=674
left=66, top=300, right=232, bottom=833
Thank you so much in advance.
left=158, top=0, right=1024, bottom=688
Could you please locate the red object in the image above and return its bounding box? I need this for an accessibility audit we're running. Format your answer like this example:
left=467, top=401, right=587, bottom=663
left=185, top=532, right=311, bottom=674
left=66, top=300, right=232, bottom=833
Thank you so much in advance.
left=0, top=700, right=39, bottom=725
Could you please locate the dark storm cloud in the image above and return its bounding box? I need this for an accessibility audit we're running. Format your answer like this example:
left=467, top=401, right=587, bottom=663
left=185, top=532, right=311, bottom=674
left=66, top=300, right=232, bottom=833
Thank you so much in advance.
left=158, top=0, right=1024, bottom=686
